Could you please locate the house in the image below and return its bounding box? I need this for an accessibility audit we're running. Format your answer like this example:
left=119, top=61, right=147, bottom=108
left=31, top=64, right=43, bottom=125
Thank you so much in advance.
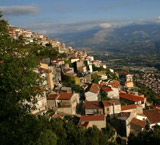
left=47, top=93, right=59, bottom=109
left=57, top=93, right=79, bottom=115
left=115, top=106, right=144, bottom=137
left=86, top=55, right=94, bottom=61
left=120, top=93, right=146, bottom=108
left=77, top=66, right=87, bottom=73
left=85, top=83, right=99, bottom=101
left=71, top=56, right=79, bottom=63
left=47, top=92, right=79, bottom=115
left=84, top=101, right=104, bottom=115
left=92, top=60, right=102, bottom=68
left=31, top=89, right=47, bottom=115
left=79, top=114, right=106, bottom=129
left=52, top=67, right=62, bottom=86
left=130, top=118, right=146, bottom=136
left=121, top=104, right=143, bottom=114
left=63, top=68, right=75, bottom=75
left=52, top=59, right=64, bottom=67
left=80, top=74, right=91, bottom=84
left=103, top=86, right=119, bottom=99
left=108, top=80, right=120, bottom=90
left=76, top=60, right=84, bottom=69
left=143, top=109, right=160, bottom=128
left=116, top=112, right=134, bottom=137
left=125, top=74, right=134, bottom=88
left=103, top=100, right=121, bottom=118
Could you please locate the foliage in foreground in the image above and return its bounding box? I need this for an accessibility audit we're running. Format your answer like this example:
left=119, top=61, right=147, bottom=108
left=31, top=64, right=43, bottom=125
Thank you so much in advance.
left=128, top=126, right=160, bottom=145
left=0, top=14, right=117, bottom=145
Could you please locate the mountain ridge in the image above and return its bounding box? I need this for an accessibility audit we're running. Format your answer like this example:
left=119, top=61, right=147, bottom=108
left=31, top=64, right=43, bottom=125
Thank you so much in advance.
left=51, top=22, right=160, bottom=55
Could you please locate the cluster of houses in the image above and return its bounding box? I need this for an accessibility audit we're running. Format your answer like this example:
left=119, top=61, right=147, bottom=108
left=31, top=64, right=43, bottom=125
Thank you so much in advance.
left=135, top=73, right=160, bottom=95
left=8, top=25, right=70, bottom=53
left=9, top=26, right=160, bottom=143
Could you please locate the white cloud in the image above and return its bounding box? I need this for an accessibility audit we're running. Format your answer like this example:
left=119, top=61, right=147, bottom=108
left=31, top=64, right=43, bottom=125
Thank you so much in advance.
left=21, top=20, right=118, bottom=35
left=99, top=23, right=113, bottom=28
left=0, top=5, right=39, bottom=16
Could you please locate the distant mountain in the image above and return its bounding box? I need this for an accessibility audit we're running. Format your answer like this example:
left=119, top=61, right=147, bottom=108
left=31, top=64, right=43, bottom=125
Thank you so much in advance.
left=50, top=22, right=160, bottom=55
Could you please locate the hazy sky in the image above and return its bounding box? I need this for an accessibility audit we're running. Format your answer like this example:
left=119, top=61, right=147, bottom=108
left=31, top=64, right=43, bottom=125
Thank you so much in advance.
left=1, top=0, right=160, bottom=34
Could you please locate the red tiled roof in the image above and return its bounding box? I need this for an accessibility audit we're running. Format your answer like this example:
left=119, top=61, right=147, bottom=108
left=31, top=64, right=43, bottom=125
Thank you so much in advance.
left=33, top=88, right=45, bottom=94
left=84, top=101, right=103, bottom=109
left=120, top=93, right=144, bottom=102
left=79, top=121, right=89, bottom=128
left=103, top=87, right=113, bottom=92
left=38, top=67, right=52, bottom=73
left=48, top=94, right=58, bottom=100
left=103, top=100, right=120, bottom=106
left=143, top=109, right=160, bottom=124
left=130, top=118, right=146, bottom=128
left=71, top=56, right=79, bottom=59
left=79, top=114, right=105, bottom=122
left=99, top=82, right=107, bottom=89
left=151, top=105, right=160, bottom=110
left=89, top=83, right=99, bottom=93
left=58, top=93, right=73, bottom=100
left=108, top=80, right=120, bottom=88
left=121, top=104, right=137, bottom=111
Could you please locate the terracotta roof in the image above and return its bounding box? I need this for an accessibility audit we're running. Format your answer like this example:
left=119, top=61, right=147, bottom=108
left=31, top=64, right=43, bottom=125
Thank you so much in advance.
left=48, top=94, right=58, bottom=100
left=38, top=67, right=52, bottom=73
left=99, top=82, right=107, bottom=89
left=58, top=93, right=73, bottom=100
left=120, top=93, right=144, bottom=102
left=71, top=56, right=79, bottom=59
left=108, top=80, right=120, bottom=88
left=79, top=121, right=89, bottom=128
left=103, top=87, right=113, bottom=92
left=89, top=83, right=99, bottom=93
left=84, top=101, right=103, bottom=109
left=121, top=104, right=137, bottom=111
left=103, top=100, right=120, bottom=106
left=33, top=88, right=45, bottom=94
left=143, top=109, right=160, bottom=124
left=79, top=114, right=105, bottom=122
left=151, top=105, right=160, bottom=110
left=130, top=118, right=146, bottom=128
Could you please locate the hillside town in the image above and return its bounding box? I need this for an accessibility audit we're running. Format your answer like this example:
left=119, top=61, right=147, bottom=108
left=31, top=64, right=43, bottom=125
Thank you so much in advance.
left=135, top=73, right=160, bottom=95
left=8, top=26, right=160, bottom=144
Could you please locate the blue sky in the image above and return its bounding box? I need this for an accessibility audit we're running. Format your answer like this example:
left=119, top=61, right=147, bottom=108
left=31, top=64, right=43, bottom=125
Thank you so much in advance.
left=1, top=0, right=160, bottom=34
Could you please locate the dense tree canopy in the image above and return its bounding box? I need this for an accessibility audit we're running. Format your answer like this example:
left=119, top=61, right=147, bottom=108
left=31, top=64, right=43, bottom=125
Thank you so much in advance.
left=128, top=126, right=160, bottom=145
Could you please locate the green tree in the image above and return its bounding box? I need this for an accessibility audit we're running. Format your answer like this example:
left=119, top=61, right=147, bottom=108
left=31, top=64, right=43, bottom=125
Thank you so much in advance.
left=128, top=126, right=160, bottom=145
left=36, top=130, right=57, bottom=145
left=91, top=73, right=101, bottom=83
left=100, top=89, right=110, bottom=101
